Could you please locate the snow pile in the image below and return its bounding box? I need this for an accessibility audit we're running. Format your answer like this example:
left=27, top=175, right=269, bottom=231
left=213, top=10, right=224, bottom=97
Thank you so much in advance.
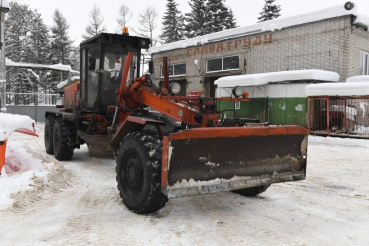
left=0, top=145, right=50, bottom=210
left=305, top=82, right=369, bottom=96
left=0, top=113, right=38, bottom=141
left=4, top=146, right=45, bottom=174
left=215, top=70, right=339, bottom=88
left=0, top=143, right=49, bottom=210
left=149, top=2, right=368, bottom=54
left=0, top=171, right=47, bottom=210
left=346, top=75, right=369, bottom=83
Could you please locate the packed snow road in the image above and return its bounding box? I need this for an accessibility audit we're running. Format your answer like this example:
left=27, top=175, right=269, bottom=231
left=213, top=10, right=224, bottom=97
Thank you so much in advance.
left=1, top=124, right=369, bottom=246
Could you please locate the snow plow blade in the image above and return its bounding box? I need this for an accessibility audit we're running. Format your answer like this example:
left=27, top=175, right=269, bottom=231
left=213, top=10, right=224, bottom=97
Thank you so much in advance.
left=161, top=126, right=308, bottom=198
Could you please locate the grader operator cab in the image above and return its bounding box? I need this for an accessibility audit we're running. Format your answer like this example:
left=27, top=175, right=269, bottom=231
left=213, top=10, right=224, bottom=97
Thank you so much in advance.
left=45, top=32, right=308, bottom=214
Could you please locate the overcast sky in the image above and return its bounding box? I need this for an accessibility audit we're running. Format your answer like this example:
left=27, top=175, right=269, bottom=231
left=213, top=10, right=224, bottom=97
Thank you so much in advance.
left=15, top=0, right=369, bottom=46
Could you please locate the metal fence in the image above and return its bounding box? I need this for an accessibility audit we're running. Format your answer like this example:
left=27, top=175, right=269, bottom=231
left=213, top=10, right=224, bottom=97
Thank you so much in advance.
left=308, top=96, right=369, bottom=139
left=6, top=93, right=63, bottom=106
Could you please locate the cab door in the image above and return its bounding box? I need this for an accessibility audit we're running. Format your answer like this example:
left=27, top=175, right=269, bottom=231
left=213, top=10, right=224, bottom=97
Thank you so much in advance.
left=85, top=46, right=101, bottom=109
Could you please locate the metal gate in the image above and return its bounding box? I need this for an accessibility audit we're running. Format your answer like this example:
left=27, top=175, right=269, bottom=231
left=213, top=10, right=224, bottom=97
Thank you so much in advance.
left=308, top=96, right=369, bottom=138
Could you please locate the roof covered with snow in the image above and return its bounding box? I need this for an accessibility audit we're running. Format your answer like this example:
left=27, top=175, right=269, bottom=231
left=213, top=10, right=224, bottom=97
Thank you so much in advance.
left=56, top=76, right=80, bottom=89
left=346, top=75, right=369, bottom=83
left=214, top=70, right=339, bottom=88
left=305, top=82, right=369, bottom=97
left=149, top=2, right=368, bottom=54
left=0, top=0, right=9, bottom=9
left=5, top=58, right=79, bottom=73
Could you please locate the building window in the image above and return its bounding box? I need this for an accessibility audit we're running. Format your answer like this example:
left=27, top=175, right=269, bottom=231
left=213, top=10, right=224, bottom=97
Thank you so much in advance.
left=360, top=51, right=369, bottom=75
left=161, top=63, right=186, bottom=77
left=207, top=55, right=240, bottom=72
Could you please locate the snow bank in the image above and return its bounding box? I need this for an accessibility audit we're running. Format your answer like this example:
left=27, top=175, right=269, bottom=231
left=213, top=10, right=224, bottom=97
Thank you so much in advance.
left=149, top=2, right=367, bottom=54
left=0, top=171, right=44, bottom=210
left=214, top=70, right=339, bottom=88
left=305, top=82, right=369, bottom=96
left=0, top=113, right=38, bottom=141
left=0, top=145, right=49, bottom=210
left=4, top=145, right=44, bottom=174
left=346, top=75, right=369, bottom=83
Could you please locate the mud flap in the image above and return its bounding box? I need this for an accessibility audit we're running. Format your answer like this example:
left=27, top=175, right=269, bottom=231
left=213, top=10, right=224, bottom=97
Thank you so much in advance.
left=78, top=131, right=114, bottom=159
left=161, top=126, right=308, bottom=198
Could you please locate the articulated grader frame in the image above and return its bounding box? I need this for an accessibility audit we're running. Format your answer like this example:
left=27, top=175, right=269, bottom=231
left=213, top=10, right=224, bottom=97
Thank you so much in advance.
left=44, top=32, right=308, bottom=214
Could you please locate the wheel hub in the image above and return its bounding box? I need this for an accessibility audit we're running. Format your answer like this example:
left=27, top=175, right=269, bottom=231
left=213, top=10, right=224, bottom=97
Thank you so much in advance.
left=125, top=155, right=143, bottom=193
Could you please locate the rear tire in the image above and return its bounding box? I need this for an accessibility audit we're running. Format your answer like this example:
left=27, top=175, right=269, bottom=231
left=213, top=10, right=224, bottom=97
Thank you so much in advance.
left=53, top=119, right=75, bottom=161
left=232, top=185, right=270, bottom=196
left=44, top=117, right=55, bottom=154
left=116, top=132, right=168, bottom=214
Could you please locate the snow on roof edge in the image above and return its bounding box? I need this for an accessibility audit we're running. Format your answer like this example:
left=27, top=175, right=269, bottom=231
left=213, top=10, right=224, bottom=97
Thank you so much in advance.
left=346, top=75, right=369, bottom=83
left=305, top=82, right=369, bottom=97
left=214, top=70, right=339, bottom=88
left=5, top=58, right=79, bottom=73
left=149, top=2, right=363, bottom=54
left=0, top=0, right=9, bottom=9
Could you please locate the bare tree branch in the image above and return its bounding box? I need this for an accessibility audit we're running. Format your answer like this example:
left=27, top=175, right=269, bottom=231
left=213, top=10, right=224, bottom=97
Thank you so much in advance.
left=131, top=6, right=159, bottom=47
left=82, top=5, right=107, bottom=40
left=116, top=4, right=133, bottom=32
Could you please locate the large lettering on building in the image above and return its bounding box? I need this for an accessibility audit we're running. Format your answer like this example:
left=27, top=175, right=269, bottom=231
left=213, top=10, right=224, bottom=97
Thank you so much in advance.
left=186, top=34, right=273, bottom=57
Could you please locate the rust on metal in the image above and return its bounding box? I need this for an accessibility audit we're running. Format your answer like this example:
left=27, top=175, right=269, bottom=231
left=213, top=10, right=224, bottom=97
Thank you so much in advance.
left=160, top=126, right=308, bottom=197
left=308, top=96, right=369, bottom=139
left=168, top=126, right=309, bottom=140
left=110, top=116, right=166, bottom=145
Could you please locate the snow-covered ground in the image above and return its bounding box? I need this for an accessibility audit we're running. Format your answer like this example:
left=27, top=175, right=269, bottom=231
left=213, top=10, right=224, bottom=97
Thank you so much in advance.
left=0, top=124, right=369, bottom=245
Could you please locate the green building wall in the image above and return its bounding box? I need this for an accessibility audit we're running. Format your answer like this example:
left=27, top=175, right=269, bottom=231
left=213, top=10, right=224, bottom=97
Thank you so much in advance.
left=218, top=83, right=311, bottom=127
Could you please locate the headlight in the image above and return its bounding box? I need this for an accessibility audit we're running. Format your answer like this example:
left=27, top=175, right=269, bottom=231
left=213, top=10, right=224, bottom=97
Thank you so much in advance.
left=169, top=82, right=181, bottom=95
left=345, top=2, right=354, bottom=10
left=232, top=86, right=243, bottom=98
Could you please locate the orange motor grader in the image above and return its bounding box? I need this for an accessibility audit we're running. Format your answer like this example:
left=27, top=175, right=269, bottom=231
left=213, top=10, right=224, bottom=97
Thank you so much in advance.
left=45, top=32, right=308, bottom=214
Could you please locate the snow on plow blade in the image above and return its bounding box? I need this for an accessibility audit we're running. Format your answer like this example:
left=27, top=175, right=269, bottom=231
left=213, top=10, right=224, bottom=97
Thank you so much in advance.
left=161, top=126, right=308, bottom=198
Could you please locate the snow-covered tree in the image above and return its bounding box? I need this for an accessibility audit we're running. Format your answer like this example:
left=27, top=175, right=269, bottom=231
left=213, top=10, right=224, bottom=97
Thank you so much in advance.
left=82, top=5, right=107, bottom=40
left=116, top=4, right=133, bottom=33
left=159, top=0, right=185, bottom=44
left=225, top=9, right=237, bottom=29
left=206, top=0, right=229, bottom=33
left=5, top=2, right=52, bottom=94
left=184, top=0, right=208, bottom=38
left=258, top=0, right=281, bottom=22
left=132, top=7, right=159, bottom=47
left=28, top=10, right=51, bottom=65
left=50, top=9, right=74, bottom=84
left=5, top=2, right=33, bottom=93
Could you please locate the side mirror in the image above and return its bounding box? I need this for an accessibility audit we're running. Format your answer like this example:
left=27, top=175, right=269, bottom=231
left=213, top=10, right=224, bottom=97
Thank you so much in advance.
left=149, top=61, right=154, bottom=74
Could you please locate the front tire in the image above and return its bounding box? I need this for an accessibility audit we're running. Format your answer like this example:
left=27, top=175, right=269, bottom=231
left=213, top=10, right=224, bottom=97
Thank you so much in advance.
left=45, top=117, right=55, bottom=154
left=232, top=185, right=270, bottom=196
left=116, top=132, right=168, bottom=214
left=53, top=119, right=75, bottom=161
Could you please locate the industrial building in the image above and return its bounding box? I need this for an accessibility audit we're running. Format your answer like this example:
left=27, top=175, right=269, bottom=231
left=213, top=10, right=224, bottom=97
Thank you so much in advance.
left=149, top=2, right=369, bottom=97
